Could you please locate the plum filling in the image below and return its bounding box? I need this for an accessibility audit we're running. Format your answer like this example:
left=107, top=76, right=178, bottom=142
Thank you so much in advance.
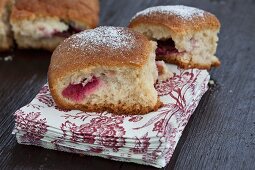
left=53, top=25, right=83, bottom=38
left=62, top=76, right=100, bottom=102
left=156, top=39, right=179, bottom=56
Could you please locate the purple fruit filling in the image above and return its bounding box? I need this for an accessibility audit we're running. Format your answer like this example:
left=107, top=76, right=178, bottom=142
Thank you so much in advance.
left=53, top=25, right=83, bottom=38
left=156, top=39, right=179, bottom=56
left=62, top=76, right=100, bottom=102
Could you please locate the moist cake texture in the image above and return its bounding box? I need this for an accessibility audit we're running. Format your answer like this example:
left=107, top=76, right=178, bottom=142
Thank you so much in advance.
left=48, top=26, right=162, bottom=115
left=10, top=0, right=99, bottom=50
left=129, top=5, right=221, bottom=69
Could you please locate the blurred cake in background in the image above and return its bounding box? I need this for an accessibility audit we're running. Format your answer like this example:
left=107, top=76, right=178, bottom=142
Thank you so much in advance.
left=0, top=0, right=12, bottom=51
left=10, top=0, right=99, bottom=51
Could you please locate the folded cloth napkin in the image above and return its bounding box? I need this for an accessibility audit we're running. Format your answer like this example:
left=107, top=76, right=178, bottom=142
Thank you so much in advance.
left=13, top=64, right=210, bottom=168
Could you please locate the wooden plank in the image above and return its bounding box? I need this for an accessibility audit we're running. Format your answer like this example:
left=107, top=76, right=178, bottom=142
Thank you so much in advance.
left=164, top=0, right=255, bottom=169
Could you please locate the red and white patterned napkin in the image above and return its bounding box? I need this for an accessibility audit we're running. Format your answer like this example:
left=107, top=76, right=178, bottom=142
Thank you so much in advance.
left=13, top=64, right=210, bottom=168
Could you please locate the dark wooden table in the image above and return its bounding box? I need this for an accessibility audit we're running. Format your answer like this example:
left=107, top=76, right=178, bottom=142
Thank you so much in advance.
left=1, top=0, right=255, bottom=169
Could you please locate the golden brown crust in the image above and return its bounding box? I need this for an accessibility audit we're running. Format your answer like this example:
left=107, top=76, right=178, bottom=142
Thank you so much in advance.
left=51, top=88, right=163, bottom=115
left=157, top=54, right=221, bottom=70
left=0, top=0, right=13, bottom=51
left=11, top=0, right=99, bottom=28
left=129, top=5, right=220, bottom=36
left=48, top=26, right=152, bottom=84
left=0, top=0, right=9, bottom=13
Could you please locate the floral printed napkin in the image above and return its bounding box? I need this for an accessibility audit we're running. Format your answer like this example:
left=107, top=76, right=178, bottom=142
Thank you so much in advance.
left=13, top=64, right=210, bottom=168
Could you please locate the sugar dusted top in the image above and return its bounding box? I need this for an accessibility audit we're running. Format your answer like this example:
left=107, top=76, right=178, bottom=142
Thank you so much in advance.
left=133, top=5, right=205, bottom=20
left=129, top=5, right=220, bottom=35
left=49, top=26, right=153, bottom=78
left=70, top=26, right=135, bottom=51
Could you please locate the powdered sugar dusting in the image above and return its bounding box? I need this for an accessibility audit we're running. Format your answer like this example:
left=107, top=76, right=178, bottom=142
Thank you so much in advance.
left=133, top=5, right=205, bottom=20
left=69, top=26, right=135, bottom=52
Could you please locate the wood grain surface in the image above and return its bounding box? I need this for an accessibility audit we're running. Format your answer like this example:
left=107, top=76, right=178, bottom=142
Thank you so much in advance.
left=1, top=0, right=255, bottom=169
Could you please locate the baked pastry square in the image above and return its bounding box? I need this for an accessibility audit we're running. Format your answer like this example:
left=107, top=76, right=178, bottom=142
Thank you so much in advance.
left=48, top=26, right=162, bottom=115
left=10, top=0, right=99, bottom=51
left=129, top=5, right=221, bottom=69
left=0, top=0, right=12, bottom=51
